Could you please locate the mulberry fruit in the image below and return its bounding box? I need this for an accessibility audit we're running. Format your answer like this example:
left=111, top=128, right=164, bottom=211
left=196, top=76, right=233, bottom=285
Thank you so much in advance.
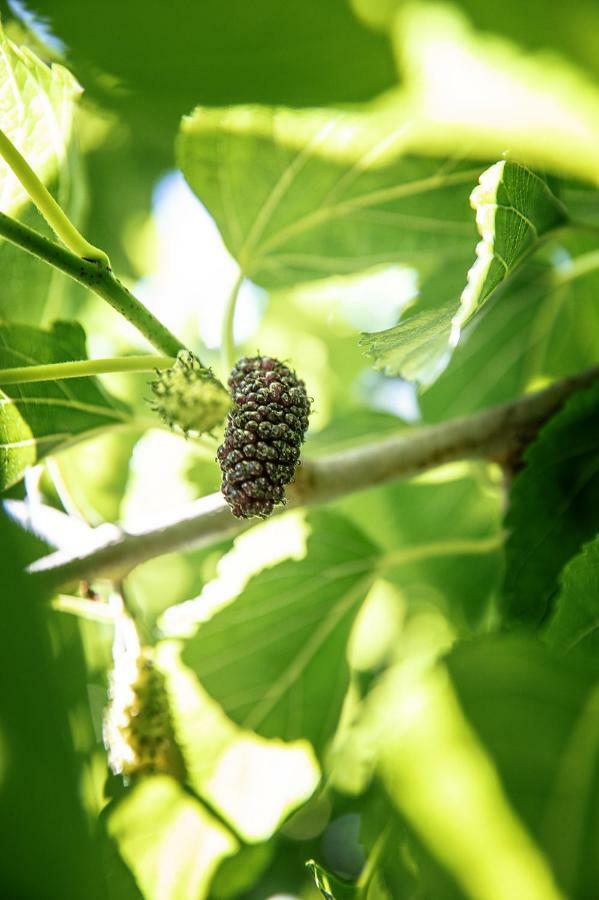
left=104, top=642, right=186, bottom=781
left=218, top=356, right=311, bottom=518
left=150, top=350, right=230, bottom=436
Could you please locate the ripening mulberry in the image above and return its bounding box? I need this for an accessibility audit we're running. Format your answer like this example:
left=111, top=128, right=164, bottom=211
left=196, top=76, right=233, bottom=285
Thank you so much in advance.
left=104, top=645, right=186, bottom=781
left=217, top=356, right=311, bottom=518
left=149, top=350, right=230, bottom=436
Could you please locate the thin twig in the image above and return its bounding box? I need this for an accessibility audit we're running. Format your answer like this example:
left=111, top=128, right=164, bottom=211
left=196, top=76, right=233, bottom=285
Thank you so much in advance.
left=27, top=366, right=599, bottom=589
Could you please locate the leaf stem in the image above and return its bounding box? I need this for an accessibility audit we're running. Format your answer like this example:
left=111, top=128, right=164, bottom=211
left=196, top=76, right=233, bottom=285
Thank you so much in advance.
left=0, top=355, right=174, bottom=385
left=0, top=126, right=110, bottom=265
left=221, top=271, right=244, bottom=374
left=0, top=211, right=186, bottom=357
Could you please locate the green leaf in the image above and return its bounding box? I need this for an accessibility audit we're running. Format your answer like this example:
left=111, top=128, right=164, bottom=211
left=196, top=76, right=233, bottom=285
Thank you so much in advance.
left=360, top=161, right=567, bottom=384
left=447, top=634, right=599, bottom=898
left=0, top=506, right=110, bottom=899
left=178, top=103, right=480, bottom=290
left=22, top=0, right=395, bottom=161
left=394, top=3, right=599, bottom=185
left=544, top=535, right=599, bottom=655
left=0, top=18, right=80, bottom=216
left=374, top=641, right=566, bottom=900
left=0, top=21, right=85, bottom=325
left=181, top=510, right=379, bottom=755
left=502, top=380, right=599, bottom=626
left=306, top=859, right=358, bottom=899
left=420, top=231, right=599, bottom=422
left=337, top=464, right=503, bottom=632
left=0, top=321, right=130, bottom=490
left=106, top=776, right=237, bottom=900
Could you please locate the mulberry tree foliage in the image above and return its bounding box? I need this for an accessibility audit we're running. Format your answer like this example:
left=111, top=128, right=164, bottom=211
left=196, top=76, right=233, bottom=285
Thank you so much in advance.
left=1, top=2, right=599, bottom=900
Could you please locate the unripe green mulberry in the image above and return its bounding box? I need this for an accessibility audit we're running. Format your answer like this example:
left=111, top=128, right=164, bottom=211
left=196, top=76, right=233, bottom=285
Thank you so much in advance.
left=217, top=355, right=311, bottom=518
left=104, top=645, right=185, bottom=781
left=150, top=350, right=230, bottom=436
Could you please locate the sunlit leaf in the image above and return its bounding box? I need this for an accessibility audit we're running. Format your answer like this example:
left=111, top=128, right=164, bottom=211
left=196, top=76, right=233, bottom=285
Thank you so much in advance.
left=106, top=776, right=237, bottom=900
left=394, top=3, right=599, bottom=185
left=544, top=535, right=599, bottom=655
left=447, top=633, right=599, bottom=898
left=178, top=102, right=480, bottom=289
left=181, top=510, right=379, bottom=755
left=0, top=18, right=80, bottom=215
left=337, top=464, right=503, bottom=631
left=360, top=161, right=567, bottom=384
left=158, top=640, right=320, bottom=844
left=0, top=321, right=130, bottom=490
left=375, top=651, right=564, bottom=900
left=420, top=229, right=599, bottom=421
left=502, top=380, right=599, bottom=626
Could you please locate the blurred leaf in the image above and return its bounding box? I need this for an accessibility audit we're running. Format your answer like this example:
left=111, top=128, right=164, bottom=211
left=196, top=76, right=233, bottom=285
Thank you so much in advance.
left=447, top=633, right=599, bottom=898
left=306, top=859, right=358, bottom=898
left=0, top=507, right=109, bottom=899
left=182, top=510, right=379, bottom=755
left=449, top=0, right=599, bottom=88
left=305, top=409, right=406, bottom=457
left=394, top=3, right=599, bottom=185
left=157, top=641, right=319, bottom=844
left=502, top=380, right=599, bottom=627
left=106, top=775, right=237, bottom=900
left=420, top=229, right=599, bottom=421
left=337, top=464, right=503, bottom=631
left=545, top=535, right=599, bottom=655
left=178, top=103, right=480, bottom=290
left=375, top=648, right=565, bottom=900
left=22, top=0, right=395, bottom=165
left=360, top=161, right=567, bottom=384
left=0, top=320, right=130, bottom=490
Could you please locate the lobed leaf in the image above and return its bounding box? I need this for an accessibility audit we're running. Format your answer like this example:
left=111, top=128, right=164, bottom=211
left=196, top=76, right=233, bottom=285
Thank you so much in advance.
left=181, top=510, right=379, bottom=756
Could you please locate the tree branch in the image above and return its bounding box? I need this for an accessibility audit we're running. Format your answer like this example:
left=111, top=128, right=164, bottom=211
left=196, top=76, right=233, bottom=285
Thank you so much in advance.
left=28, top=366, right=599, bottom=590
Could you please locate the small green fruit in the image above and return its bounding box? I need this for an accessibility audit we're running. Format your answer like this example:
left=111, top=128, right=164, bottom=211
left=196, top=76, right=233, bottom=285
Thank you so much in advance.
left=150, top=350, right=230, bottom=436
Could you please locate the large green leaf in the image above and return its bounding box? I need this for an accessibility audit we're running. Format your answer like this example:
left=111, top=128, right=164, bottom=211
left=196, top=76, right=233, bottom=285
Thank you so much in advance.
left=106, top=776, right=237, bottom=900
left=0, top=507, right=109, bottom=899
left=337, top=464, right=504, bottom=632
left=178, top=102, right=480, bottom=290
left=447, top=634, right=599, bottom=899
left=22, top=0, right=395, bottom=164
left=544, top=535, right=599, bottom=656
left=0, top=320, right=130, bottom=490
left=181, top=510, right=379, bottom=755
left=373, top=641, right=566, bottom=900
left=502, top=381, right=599, bottom=627
left=393, top=3, right=599, bottom=185
left=360, top=161, right=567, bottom=384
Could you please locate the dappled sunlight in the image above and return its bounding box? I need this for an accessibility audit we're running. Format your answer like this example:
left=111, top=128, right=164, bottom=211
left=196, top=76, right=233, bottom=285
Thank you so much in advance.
left=398, top=3, right=599, bottom=184
left=108, top=776, right=237, bottom=900
left=157, top=641, right=320, bottom=844
left=378, top=664, right=563, bottom=900
left=161, top=510, right=310, bottom=635
left=206, top=736, right=319, bottom=842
